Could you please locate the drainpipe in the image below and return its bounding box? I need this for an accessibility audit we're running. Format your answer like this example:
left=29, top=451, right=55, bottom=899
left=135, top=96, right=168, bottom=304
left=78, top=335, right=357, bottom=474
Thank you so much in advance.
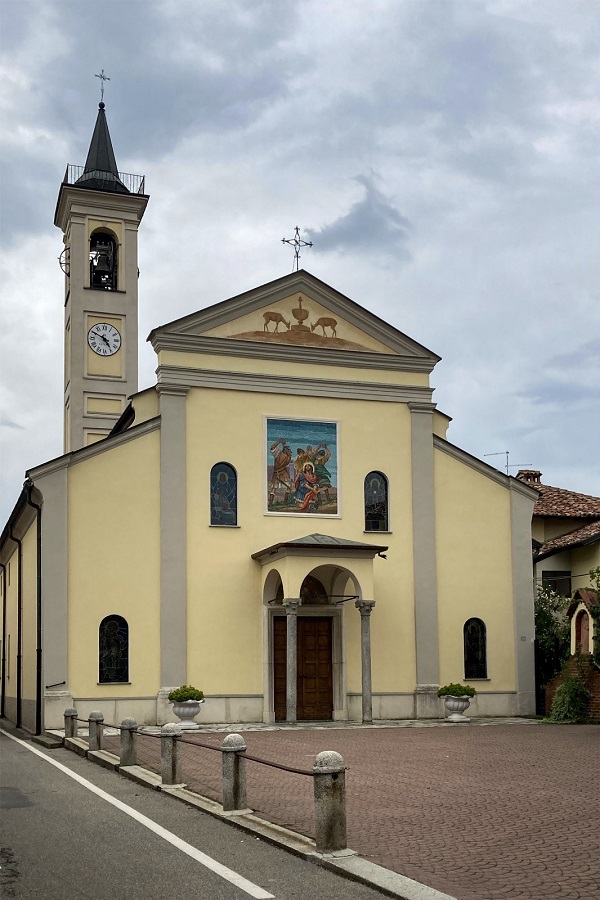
left=1, top=563, right=6, bottom=719
left=9, top=527, right=22, bottom=729
left=25, top=480, right=43, bottom=736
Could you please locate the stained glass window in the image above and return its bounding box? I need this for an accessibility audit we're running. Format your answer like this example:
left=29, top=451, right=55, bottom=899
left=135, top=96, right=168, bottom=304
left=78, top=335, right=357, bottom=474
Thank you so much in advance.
left=99, top=615, right=129, bottom=683
left=364, top=471, right=388, bottom=531
left=210, top=462, right=238, bottom=526
left=464, top=618, right=487, bottom=679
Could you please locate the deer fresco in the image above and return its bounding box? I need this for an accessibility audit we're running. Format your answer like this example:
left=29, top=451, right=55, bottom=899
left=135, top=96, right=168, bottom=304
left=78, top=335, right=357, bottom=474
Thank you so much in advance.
left=310, top=317, right=337, bottom=337
left=263, top=311, right=290, bottom=332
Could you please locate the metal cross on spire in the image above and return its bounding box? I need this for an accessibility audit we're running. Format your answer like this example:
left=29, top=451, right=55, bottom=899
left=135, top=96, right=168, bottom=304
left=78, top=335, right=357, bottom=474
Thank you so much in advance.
left=95, top=69, right=110, bottom=102
left=282, top=226, right=313, bottom=272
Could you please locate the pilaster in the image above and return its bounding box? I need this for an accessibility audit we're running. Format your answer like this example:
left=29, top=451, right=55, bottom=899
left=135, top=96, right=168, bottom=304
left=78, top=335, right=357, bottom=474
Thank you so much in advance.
left=159, top=386, right=188, bottom=689
left=409, top=402, right=440, bottom=703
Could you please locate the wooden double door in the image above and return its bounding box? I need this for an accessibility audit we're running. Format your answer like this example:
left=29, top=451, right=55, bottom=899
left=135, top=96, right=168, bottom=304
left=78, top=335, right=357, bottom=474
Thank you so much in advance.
left=274, top=616, right=333, bottom=721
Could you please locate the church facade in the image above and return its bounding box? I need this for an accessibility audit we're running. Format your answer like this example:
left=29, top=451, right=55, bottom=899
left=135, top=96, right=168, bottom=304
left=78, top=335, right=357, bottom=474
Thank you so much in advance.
left=0, top=105, right=538, bottom=733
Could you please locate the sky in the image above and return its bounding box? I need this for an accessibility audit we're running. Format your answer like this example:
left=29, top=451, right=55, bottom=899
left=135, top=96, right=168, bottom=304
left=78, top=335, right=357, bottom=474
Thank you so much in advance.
left=1, top=0, right=599, bottom=524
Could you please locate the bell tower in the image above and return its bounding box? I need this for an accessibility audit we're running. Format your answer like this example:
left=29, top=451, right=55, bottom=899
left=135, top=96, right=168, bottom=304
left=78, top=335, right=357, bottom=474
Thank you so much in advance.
left=55, top=101, right=149, bottom=452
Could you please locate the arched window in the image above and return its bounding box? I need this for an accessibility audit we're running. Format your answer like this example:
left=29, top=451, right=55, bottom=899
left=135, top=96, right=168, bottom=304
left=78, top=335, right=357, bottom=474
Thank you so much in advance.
left=464, top=618, right=487, bottom=679
left=90, top=230, right=118, bottom=290
left=364, top=471, right=388, bottom=531
left=99, top=615, right=129, bottom=683
left=210, top=462, right=237, bottom=525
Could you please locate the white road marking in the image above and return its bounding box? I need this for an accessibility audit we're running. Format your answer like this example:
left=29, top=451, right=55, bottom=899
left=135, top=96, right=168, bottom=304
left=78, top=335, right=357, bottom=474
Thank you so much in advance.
left=0, top=728, right=274, bottom=899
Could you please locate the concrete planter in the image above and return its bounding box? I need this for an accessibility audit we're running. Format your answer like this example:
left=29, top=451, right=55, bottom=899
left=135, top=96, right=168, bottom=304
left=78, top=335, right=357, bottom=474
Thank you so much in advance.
left=171, top=698, right=204, bottom=730
left=443, top=695, right=471, bottom=723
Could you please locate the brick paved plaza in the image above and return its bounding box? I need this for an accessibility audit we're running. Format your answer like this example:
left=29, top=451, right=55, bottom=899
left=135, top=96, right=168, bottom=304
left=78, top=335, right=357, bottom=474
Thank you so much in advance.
left=108, top=723, right=600, bottom=900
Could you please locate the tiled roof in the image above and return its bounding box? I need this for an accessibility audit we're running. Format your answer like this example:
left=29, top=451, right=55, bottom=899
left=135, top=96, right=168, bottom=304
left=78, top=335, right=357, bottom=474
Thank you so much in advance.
left=534, top=519, right=600, bottom=562
left=567, top=589, right=599, bottom=617
left=516, top=470, right=600, bottom=518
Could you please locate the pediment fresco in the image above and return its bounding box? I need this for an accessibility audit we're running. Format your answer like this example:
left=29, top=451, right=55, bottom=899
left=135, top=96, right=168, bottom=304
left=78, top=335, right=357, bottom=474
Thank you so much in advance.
left=203, top=292, right=394, bottom=354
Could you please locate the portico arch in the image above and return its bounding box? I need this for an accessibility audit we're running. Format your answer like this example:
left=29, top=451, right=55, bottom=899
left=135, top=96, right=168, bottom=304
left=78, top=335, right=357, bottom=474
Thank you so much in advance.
left=253, top=534, right=387, bottom=723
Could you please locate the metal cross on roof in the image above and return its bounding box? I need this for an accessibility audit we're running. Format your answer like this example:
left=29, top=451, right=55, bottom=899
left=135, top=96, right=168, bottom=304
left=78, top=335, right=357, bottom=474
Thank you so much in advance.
left=281, top=226, right=313, bottom=272
left=95, top=69, right=111, bottom=102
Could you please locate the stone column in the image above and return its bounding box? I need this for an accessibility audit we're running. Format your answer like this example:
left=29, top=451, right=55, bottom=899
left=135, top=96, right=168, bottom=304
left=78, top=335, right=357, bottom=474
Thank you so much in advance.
left=120, top=718, right=138, bottom=767
left=64, top=707, right=78, bottom=739
left=88, top=711, right=104, bottom=752
left=222, top=733, right=248, bottom=812
left=355, top=600, right=376, bottom=723
left=313, top=750, right=347, bottom=853
left=283, top=599, right=300, bottom=724
left=161, top=723, right=182, bottom=785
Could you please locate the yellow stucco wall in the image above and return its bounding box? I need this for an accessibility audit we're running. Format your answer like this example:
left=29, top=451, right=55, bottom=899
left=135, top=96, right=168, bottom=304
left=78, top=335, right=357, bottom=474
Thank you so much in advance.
left=185, top=387, right=416, bottom=694
left=159, top=350, right=430, bottom=388
left=572, top=543, right=600, bottom=593
left=435, top=450, right=516, bottom=690
left=130, top=388, right=159, bottom=424
left=22, top=524, right=37, bottom=702
left=3, top=549, right=18, bottom=702
left=67, top=430, right=160, bottom=697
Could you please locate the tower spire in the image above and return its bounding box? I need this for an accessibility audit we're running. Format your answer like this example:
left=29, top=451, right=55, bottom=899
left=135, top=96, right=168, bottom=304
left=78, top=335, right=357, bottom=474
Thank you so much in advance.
left=76, top=102, right=128, bottom=193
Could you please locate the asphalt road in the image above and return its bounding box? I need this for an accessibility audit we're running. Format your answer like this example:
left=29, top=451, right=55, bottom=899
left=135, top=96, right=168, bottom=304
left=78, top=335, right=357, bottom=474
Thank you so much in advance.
left=0, top=726, right=384, bottom=900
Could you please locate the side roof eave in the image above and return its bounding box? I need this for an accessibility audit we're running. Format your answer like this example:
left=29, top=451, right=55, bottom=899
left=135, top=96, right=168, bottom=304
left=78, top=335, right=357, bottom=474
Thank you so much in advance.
left=433, top=435, right=540, bottom=498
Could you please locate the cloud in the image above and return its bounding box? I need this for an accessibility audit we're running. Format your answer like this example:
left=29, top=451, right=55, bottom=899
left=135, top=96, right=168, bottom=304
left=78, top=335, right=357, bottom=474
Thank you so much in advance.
left=307, top=175, right=412, bottom=258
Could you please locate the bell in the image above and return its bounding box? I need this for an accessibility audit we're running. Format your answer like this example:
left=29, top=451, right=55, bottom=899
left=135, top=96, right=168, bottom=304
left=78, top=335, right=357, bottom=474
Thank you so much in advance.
left=93, top=243, right=113, bottom=272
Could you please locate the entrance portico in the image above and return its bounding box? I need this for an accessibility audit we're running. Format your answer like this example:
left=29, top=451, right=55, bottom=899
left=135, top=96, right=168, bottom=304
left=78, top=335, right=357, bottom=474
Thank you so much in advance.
left=252, top=534, right=387, bottom=724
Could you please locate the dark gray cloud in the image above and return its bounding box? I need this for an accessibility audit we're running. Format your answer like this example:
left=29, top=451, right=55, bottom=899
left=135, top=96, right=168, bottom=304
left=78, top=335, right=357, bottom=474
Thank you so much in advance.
left=307, top=175, right=412, bottom=257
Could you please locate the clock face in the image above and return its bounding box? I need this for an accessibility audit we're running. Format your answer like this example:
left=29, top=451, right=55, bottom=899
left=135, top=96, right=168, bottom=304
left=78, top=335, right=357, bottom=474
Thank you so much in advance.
left=87, top=323, right=122, bottom=356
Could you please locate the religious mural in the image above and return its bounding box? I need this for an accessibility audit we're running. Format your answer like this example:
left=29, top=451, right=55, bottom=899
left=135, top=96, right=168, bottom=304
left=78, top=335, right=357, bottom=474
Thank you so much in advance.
left=229, top=295, right=372, bottom=351
left=266, top=418, right=338, bottom=515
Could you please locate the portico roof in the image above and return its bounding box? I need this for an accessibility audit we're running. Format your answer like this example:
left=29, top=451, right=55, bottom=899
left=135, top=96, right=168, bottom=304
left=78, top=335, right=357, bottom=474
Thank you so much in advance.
left=251, top=533, right=388, bottom=562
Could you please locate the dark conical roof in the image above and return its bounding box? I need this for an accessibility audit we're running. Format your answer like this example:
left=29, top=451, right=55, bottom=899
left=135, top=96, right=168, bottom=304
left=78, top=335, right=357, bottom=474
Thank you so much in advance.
left=75, top=102, right=129, bottom=193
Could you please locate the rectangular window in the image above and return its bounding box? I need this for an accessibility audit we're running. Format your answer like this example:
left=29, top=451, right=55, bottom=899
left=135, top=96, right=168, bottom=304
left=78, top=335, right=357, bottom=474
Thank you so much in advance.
left=542, top=571, right=571, bottom=597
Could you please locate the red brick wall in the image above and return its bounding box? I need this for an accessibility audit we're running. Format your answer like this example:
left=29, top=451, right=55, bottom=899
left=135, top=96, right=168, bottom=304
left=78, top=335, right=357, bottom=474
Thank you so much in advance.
left=545, top=655, right=600, bottom=719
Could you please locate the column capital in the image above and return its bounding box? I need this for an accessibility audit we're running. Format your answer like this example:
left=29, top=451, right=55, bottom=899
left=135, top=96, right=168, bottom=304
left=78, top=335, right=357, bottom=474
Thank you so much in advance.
left=355, top=599, right=375, bottom=616
left=283, top=598, right=300, bottom=614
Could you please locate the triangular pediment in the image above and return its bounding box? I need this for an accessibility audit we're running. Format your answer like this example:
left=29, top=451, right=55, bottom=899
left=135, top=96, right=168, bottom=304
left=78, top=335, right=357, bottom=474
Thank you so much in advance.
left=149, top=271, right=440, bottom=371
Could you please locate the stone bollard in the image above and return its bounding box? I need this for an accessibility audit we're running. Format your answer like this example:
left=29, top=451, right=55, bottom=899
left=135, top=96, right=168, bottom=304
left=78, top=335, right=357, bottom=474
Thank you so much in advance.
left=222, top=733, right=247, bottom=811
left=120, top=718, right=138, bottom=767
left=161, top=723, right=182, bottom=785
left=88, top=711, right=104, bottom=751
left=313, top=750, right=347, bottom=853
left=64, top=708, right=78, bottom=739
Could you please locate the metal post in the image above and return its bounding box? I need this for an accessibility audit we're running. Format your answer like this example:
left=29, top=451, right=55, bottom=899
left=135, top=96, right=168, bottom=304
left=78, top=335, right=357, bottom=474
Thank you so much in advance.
left=355, top=600, right=376, bottom=724
left=222, top=733, right=247, bottom=811
left=313, top=750, right=347, bottom=853
left=283, top=599, right=300, bottom=724
left=88, top=711, right=104, bottom=751
left=64, top=707, right=78, bottom=739
left=120, top=718, right=138, bottom=767
left=160, top=723, right=182, bottom=785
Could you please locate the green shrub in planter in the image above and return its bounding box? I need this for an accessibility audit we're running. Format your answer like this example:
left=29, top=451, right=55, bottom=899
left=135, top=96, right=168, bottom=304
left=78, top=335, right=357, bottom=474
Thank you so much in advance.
left=550, top=675, right=590, bottom=722
left=168, top=685, right=204, bottom=703
left=437, top=683, right=477, bottom=698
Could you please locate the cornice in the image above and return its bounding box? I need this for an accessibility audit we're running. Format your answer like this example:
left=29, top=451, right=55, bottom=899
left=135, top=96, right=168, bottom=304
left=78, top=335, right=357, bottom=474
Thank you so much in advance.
left=150, top=333, right=436, bottom=373
left=27, top=417, right=161, bottom=479
left=54, top=183, right=149, bottom=231
left=156, top=365, right=434, bottom=404
left=408, top=402, right=436, bottom=414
